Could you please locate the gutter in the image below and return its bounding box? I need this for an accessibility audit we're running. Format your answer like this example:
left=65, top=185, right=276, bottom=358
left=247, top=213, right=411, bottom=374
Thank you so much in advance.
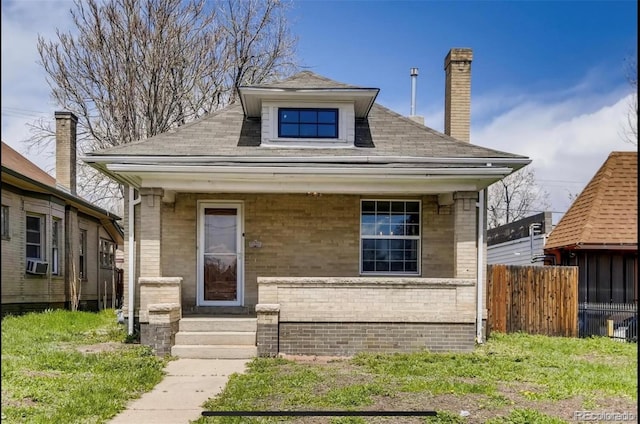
left=476, top=189, right=486, bottom=344
left=104, top=164, right=517, bottom=176
left=82, top=154, right=531, bottom=166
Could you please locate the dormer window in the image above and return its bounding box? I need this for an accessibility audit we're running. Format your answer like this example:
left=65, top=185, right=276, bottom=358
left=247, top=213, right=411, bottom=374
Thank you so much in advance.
left=278, top=108, right=338, bottom=139
left=260, top=101, right=355, bottom=147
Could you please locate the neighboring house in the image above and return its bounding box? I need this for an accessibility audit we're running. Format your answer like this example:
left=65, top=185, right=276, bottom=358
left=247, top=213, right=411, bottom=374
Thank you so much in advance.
left=83, top=48, right=531, bottom=357
left=487, top=212, right=554, bottom=266
left=544, top=151, right=637, bottom=304
left=1, top=112, right=123, bottom=315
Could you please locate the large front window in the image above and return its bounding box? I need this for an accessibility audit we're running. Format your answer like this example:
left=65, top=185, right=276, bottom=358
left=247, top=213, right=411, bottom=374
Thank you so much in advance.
left=360, top=200, right=420, bottom=275
left=278, top=108, right=338, bottom=138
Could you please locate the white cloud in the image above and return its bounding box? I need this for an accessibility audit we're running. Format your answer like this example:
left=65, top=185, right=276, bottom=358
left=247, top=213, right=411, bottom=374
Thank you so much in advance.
left=474, top=89, right=637, bottom=220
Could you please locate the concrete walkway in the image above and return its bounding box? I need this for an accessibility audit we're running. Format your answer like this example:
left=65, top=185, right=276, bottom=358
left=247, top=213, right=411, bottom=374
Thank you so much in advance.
left=109, top=358, right=249, bottom=424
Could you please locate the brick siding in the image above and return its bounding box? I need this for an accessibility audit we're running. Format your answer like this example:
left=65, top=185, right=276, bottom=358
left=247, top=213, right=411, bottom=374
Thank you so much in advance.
left=279, top=322, right=475, bottom=356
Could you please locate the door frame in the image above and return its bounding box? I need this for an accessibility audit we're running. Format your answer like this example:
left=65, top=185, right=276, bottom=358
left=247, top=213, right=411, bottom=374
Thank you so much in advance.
left=196, top=200, right=244, bottom=306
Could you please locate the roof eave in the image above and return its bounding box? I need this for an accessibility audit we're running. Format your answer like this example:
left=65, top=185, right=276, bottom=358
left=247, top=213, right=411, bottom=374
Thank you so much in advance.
left=238, top=87, right=380, bottom=119
left=1, top=165, right=123, bottom=244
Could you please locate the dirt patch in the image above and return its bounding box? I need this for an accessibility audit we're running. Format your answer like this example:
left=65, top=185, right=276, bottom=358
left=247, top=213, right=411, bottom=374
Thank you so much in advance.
left=265, top=359, right=638, bottom=424
left=75, top=341, right=136, bottom=354
left=280, top=354, right=351, bottom=364
left=23, top=370, right=63, bottom=378
left=1, top=390, right=38, bottom=409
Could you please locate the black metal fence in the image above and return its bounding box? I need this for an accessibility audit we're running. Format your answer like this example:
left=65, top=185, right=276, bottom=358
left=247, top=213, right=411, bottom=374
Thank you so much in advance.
left=578, top=302, right=638, bottom=342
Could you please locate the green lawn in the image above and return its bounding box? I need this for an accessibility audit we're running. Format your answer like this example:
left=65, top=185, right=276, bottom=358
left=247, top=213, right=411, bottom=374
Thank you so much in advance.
left=1, top=309, right=168, bottom=423
left=197, top=333, right=637, bottom=424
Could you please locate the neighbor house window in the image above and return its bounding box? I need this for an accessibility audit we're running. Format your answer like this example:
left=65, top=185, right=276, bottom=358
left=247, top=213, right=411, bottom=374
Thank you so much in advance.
left=79, top=229, right=87, bottom=280
left=100, top=239, right=115, bottom=268
left=1, top=205, right=9, bottom=239
left=51, top=219, right=61, bottom=275
left=278, top=108, right=338, bottom=138
left=26, top=214, right=45, bottom=260
left=360, top=200, right=420, bottom=274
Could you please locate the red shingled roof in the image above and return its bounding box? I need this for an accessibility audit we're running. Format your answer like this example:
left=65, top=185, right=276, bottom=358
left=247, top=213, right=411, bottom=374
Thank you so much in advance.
left=1, top=141, right=56, bottom=187
left=545, top=151, right=637, bottom=250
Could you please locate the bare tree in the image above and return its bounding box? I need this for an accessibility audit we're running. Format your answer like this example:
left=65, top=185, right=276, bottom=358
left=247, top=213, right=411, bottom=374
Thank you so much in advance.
left=487, top=167, right=551, bottom=229
left=31, top=0, right=297, bottom=212
left=622, top=55, right=637, bottom=146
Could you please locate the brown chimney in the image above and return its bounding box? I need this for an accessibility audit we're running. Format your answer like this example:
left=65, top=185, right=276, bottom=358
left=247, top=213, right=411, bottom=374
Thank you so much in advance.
left=444, top=48, right=473, bottom=142
left=55, top=111, right=78, bottom=195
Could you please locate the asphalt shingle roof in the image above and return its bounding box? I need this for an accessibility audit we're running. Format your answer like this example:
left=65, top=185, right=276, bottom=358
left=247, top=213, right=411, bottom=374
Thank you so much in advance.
left=1, top=141, right=56, bottom=186
left=249, top=70, right=365, bottom=89
left=90, top=99, right=526, bottom=161
left=545, top=151, right=638, bottom=250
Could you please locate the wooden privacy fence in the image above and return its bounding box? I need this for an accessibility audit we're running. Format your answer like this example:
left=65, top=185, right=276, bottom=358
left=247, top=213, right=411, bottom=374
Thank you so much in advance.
left=487, top=264, right=578, bottom=337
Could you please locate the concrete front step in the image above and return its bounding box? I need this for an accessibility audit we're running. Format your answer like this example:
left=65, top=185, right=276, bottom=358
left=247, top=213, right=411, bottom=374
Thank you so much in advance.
left=171, top=345, right=258, bottom=359
left=179, top=317, right=257, bottom=332
left=175, top=331, right=256, bottom=346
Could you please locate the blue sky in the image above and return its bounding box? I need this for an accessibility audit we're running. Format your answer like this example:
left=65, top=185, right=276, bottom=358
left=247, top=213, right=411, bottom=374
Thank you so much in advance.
left=1, top=0, right=637, bottom=221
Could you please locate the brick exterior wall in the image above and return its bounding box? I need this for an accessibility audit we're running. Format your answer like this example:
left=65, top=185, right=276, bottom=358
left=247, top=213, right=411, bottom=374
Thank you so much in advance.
left=259, top=277, right=476, bottom=323
left=454, top=192, right=478, bottom=279
left=139, top=188, right=163, bottom=278
left=279, top=322, right=476, bottom=355
left=256, top=276, right=477, bottom=356
left=153, top=193, right=461, bottom=312
left=140, top=320, right=179, bottom=357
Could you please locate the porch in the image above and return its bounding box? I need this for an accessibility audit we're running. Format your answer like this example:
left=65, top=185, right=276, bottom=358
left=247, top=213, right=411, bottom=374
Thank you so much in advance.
left=138, top=275, right=478, bottom=358
left=126, top=190, right=485, bottom=357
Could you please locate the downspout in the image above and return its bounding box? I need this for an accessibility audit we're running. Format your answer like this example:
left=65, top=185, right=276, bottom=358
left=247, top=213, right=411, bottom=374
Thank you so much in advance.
left=476, top=189, right=485, bottom=344
left=529, top=223, right=542, bottom=263
left=128, top=186, right=141, bottom=336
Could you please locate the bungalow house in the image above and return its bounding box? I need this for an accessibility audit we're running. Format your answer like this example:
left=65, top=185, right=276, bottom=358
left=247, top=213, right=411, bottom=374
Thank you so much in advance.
left=544, top=151, right=638, bottom=304
left=83, top=48, right=531, bottom=357
left=1, top=113, right=123, bottom=315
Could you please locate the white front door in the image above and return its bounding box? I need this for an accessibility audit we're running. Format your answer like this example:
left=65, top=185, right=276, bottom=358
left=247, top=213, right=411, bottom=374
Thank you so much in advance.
left=197, top=201, right=244, bottom=306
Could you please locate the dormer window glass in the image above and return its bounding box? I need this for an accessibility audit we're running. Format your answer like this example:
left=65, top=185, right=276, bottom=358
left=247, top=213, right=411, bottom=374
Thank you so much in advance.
left=278, top=108, right=338, bottom=139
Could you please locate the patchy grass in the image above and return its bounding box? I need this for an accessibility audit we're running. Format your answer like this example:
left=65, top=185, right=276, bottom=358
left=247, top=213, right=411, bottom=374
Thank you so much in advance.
left=196, top=333, right=637, bottom=424
left=1, top=309, right=168, bottom=423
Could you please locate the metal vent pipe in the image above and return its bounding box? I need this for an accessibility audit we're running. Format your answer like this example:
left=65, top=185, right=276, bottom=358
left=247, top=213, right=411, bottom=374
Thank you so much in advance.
left=410, top=67, right=418, bottom=116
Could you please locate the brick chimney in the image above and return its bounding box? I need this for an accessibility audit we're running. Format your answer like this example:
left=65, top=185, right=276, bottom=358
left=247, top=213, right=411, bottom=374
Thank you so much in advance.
left=55, top=111, right=78, bottom=195
left=444, top=48, right=473, bottom=142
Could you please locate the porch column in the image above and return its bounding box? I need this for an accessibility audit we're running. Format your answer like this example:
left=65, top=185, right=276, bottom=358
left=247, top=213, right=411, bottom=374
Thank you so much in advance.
left=139, top=188, right=163, bottom=277
left=453, top=191, right=478, bottom=279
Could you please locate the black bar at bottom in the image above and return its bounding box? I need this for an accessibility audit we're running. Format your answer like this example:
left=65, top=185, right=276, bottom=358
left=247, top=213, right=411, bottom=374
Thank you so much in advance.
left=202, top=411, right=437, bottom=417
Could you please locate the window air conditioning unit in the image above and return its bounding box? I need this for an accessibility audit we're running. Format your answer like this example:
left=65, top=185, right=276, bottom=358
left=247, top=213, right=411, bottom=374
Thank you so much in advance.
left=26, top=259, right=49, bottom=275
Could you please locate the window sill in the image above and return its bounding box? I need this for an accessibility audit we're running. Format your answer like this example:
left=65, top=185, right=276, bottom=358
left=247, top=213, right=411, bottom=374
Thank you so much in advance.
left=262, top=139, right=354, bottom=149
left=360, top=272, right=421, bottom=277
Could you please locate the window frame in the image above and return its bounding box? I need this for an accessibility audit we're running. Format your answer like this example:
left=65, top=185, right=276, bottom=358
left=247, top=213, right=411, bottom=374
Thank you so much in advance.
left=1, top=205, right=9, bottom=240
left=277, top=107, right=339, bottom=139
left=100, top=239, right=115, bottom=269
left=359, top=199, right=421, bottom=276
left=51, top=218, right=61, bottom=275
left=26, top=213, right=45, bottom=261
left=79, top=229, right=88, bottom=280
